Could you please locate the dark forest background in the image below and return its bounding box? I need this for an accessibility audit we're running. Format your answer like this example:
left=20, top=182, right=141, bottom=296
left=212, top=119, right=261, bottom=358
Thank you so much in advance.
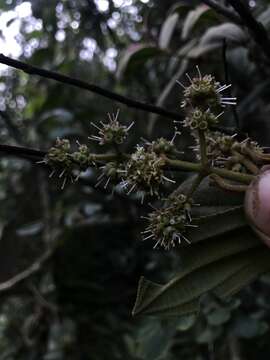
left=1, top=0, right=270, bottom=359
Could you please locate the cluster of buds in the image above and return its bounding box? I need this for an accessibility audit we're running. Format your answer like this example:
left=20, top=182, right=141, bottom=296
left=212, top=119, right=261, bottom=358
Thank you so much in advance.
left=142, top=194, right=195, bottom=250
left=41, top=138, right=95, bottom=188
left=191, top=131, right=267, bottom=175
left=96, top=161, right=124, bottom=189
left=89, top=110, right=134, bottom=145
left=180, top=70, right=236, bottom=110
left=183, top=108, right=223, bottom=131
left=179, top=66, right=236, bottom=133
left=46, top=138, right=71, bottom=167
left=71, top=143, right=91, bottom=171
left=44, top=69, right=270, bottom=251
left=143, top=136, right=179, bottom=156
left=42, top=138, right=74, bottom=189
left=120, top=145, right=175, bottom=198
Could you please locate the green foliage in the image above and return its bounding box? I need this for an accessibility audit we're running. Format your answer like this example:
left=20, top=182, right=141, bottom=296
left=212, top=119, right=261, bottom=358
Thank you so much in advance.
left=2, top=1, right=270, bottom=359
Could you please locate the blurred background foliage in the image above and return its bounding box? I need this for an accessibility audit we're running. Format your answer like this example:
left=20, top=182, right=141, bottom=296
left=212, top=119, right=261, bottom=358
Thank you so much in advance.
left=1, top=0, right=270, bottom=359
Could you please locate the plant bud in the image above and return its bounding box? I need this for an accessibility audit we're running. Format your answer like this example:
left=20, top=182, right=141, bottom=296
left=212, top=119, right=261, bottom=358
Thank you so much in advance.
left=244, top=166, right=270, bottom=246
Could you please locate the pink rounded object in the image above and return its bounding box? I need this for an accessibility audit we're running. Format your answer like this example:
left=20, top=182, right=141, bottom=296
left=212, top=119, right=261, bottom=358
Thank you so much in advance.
left=245, top=165, right=270, bottom=247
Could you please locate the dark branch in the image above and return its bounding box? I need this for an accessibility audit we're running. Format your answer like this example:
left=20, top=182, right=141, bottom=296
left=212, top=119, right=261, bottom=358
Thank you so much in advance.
left=0, top=248, right=54, bottom=293
left=0, top=54, right=182, bottom=122
left=225, top=0, right=270, bottom=61
left=201, top=0, right=242, bottom=24
left=0, top=143, right=45, bottom=161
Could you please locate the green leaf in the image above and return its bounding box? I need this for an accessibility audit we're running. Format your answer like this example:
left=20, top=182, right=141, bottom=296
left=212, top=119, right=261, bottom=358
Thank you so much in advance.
left=132, top=233, right=266, bottom=317
left=176, top=314, right=196, bottom=331
left=187, top=43, right=221, bottom=59
left=172, top=177, right=247, bottom=243
left=135, top=319, right=176, bottom=360
left=167, top=2, right=192, bottom=17
left=147, top=59, right=189, bottom=135
left=159, top=13, right=179, bottom=50
left=207, top=308, right=231, bottom=326
left=200, top=23, right=247, bottom=46
left=181, top=5, right=215, bottom=40
left=257, top=6, right=270, bottom=30
left=188, top=207, right=247, bottom=243
left=174, top=176, right=244, bottom=207
left=117, top=44, right=162, bottom=79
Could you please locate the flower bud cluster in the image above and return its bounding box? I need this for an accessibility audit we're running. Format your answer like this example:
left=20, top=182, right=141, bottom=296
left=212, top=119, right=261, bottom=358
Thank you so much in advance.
left=71, top=144, right=91, bottom=171
left=181, top=74, right=222, bottom=109
left=181, top=71, right=236, bottom=110
left=191, top=131, right=267, bottom=176
left=121, top=145, right=174, bottom=197
left=96, top=161, right=125, bottom=189
left=183, top=108, right=221, bottom=131
left=89, top=111, right=133, bottom=145
left=47, top=138, right=72, bottom=168
left=180, top=66, right=236, bottom=133
left=145, top=137, right=177, bottom=156
left=142, top=194, right=193, bottom=250
left=192, top=132, right=236, bottom=162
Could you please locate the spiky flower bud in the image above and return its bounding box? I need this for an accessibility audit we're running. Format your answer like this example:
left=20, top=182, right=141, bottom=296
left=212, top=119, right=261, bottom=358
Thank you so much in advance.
left=89, top=111, right=133, bottom=145
left=142, top=194, right=194, bottom=250
left=146, top=137, right=176, bottom=155
left=121, top=145, right=174, bottom=197
left=46, top=138, right=72, bottom=168
left=184, top=108, right=222, bottom=131
left=71, top=144, right=91, bottom=171
left=95, top=161, right=124, bottom=188
left=180, top=68, right=237, bottom=110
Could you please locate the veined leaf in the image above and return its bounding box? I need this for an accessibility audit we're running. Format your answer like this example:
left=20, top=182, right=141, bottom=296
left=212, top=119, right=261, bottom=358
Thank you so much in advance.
left=188, top=207, right=247, bottom=243
left=133, top=248, right=269, bottom=317
left=133, top=231, right=264, bottom=317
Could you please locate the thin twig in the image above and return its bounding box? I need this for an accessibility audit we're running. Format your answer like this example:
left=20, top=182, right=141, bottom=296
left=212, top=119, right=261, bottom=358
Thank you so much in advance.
left=226, top=0, right=270, bottom=61
left=0, top=54, right=182, bottom=122
left=0, top=248, right=54, bottom=293
left=201, top=0, right=242, bottom=24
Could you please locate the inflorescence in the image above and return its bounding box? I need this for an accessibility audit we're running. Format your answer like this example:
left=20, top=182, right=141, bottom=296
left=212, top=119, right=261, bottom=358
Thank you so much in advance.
left=42, top=67, right=270, bottom=250
left=179, top=67, right=237, bottom=110
left=120, top=145, right=174, bottom=199
left=142, top=194, right=196, bottom=250
left=89, top=110, right=134, bottom=145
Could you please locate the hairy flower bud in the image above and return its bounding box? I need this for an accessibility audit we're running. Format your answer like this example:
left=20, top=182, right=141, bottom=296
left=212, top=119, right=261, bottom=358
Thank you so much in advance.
left=121, top=145, right=175, bottom=198
left=184, top=108, right=221, bottom=131
left=71, top=144, right=90, bottom=170
left=244, top=166, right=270, bottom=246
left=179, top=67, right=237, bottom=110
left=89, top=110, right=133, bottom=145
left=142, top=194, right=194, bottom=250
